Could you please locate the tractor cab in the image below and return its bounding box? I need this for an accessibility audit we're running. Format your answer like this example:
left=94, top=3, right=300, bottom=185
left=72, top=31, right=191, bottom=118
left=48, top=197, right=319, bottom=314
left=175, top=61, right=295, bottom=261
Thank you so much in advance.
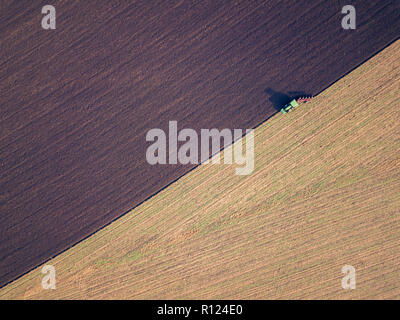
left=280, top=99, right=299, bottom=114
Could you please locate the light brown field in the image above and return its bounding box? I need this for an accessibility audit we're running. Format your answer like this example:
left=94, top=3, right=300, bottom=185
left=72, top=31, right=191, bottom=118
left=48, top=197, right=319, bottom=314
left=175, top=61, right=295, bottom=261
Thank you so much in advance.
left=1, top=40, right=399, bottom=300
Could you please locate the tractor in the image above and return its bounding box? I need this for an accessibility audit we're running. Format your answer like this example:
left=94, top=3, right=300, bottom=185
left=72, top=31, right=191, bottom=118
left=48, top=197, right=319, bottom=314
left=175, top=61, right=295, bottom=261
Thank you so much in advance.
left=280, top=99, right=298, bottom=114
left=280, top=97, right=312, bottom=114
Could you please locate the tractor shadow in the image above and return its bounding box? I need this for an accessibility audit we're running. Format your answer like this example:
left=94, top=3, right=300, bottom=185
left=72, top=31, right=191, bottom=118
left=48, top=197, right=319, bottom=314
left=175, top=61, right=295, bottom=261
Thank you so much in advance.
left=264, top=87, right=312, bottom=111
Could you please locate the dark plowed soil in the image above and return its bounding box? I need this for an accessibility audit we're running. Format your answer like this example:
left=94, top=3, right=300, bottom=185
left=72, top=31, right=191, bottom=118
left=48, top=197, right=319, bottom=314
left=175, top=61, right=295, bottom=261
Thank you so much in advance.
left=0, top=0, right=399, bottom=287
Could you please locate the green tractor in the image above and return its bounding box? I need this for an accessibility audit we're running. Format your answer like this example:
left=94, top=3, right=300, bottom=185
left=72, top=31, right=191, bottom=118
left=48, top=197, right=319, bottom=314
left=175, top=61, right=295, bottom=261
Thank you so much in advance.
left=280, top=97, right=312, bottom=114
left=280, top=99, right=299, bottom=114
